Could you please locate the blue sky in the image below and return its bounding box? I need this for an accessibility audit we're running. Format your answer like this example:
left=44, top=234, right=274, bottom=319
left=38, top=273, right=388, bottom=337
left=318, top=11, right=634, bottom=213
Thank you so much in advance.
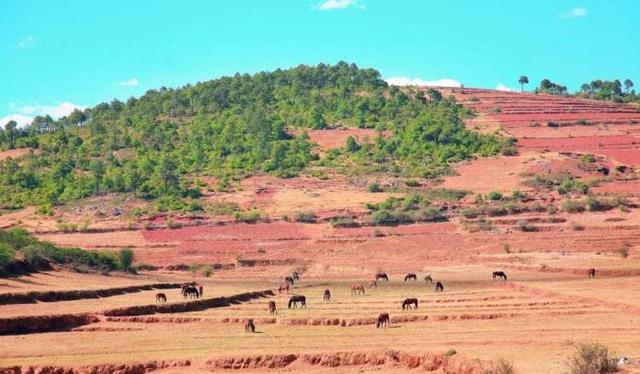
left=2, top=0, right=638, bottom=126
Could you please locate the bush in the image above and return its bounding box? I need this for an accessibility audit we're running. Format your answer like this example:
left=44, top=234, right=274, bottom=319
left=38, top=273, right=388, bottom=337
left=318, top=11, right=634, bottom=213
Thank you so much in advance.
left=566, top=342, right=618, bottom=374
left=166, top=217, right=183, bottom=229
left=207, top=201, right=240, bottom=216
left=486, top=191, right=503, bottom=201
left=57, top=221, right=78, bottom=233
left=201, top=265, right=214, bottom=277
left=484, top=205, right=508, bottom=217
left=404, top=179, right=420, bottom=187
left=444, top=349, right=457, bottom=357
left=616, top=245, right=630, bottom=259
left=562, top=200, right=586, bottom=213
left=586, top=197, right=614, bottom=212
left=490, top=358, right=515, bottom=374
left=570, top=221, right=585, bottom=231
left=368, top=182, right=383, bottom=193
left=581, top=154, right=596, bottom=163
left=372, top=209, right=398, bottom=225
left=462, top=208, right=480, bottom=219
left=517, top=219, right=537, bottom=232
left=234, top=210, right=266, bottom=223
left=329, top=217, right=359, bottom=228
left=416, top=208, right=446, bottom=222
left=294, top=211, right=317, bottom=223
left=118, top=248, right=135, bottom=272
left=0, top=243, right=15, bottom=272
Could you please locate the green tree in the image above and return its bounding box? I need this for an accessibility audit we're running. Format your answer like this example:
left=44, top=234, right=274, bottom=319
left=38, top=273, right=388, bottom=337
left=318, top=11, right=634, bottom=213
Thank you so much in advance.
left=117, top=248, right=134, bottom=271
left=518, top=76, right=529, bottom=92
left=90, top=160, right=105, bottom=194
left=624, top=79, right=634, bottom=94
left=3, top=120, right=18, bottom=149
left=345, top=135, right=359, bottom=152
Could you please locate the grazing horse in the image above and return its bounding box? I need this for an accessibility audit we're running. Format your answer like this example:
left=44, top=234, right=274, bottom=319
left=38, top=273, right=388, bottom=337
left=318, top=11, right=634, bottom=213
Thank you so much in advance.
left=402, top=298, right=418, bottom=310
left=183, top=286, right=200, bottom=299
left=244, top=319, right=256, bottom=333
left=369, top=279, right=377, bottom=288
left=351, top=284, right=365, bottom=295
left=376, top=313, right=390, bottom=328
left=285, top=276, right=295, bottom=285
left=292, top=272, right=300, bottom=282
left=435, top=281, right=444, bottom=292
left=424, top=275, right=433, bottom=284
left=278, top=283, right=290, bottom=294
left=155, top=293, right=167, bottom=303
left=376, top=273, right=389, bottom=282
left=268, top=301, right=277, bottom=314
left=588, top=268, right=596, bottom=278
left=198, top=285, right=204, bottom=297
left=323, top=289, right=331, bottom=301
left=492, top=271, right=508, bottom=281
left=288, top=295, right=306, bottom=309
left=404, top=273, right=417, bottom=282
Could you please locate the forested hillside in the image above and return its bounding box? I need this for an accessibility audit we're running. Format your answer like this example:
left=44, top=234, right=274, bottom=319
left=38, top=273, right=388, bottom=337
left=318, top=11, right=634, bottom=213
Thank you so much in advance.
left=0, top=62, right=513, bottom=211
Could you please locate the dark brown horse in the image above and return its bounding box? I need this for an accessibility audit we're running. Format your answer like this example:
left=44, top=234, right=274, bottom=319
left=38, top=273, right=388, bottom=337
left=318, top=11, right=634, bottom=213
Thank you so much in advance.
left=588, top=268, right=596, bottom=278
left=376, top=313, right=390, bottom=328
left=182, top=285, right=200, bottom=299
left=404, top=273, right=417, bottom=282
left=292, top=271, right=300, bottom=281
left=278, top=283, right=290, bottom=294
left=424, top=275, right=433, bottom=284
left=351, top=284, right=365, bottom=295
left=288, top=295, right=306, bottom=309
left=402, top=298, right=418, bottom=310
left=198, top=285, right=204, bottom=297
left=376, top=273, right=389, bottom=282
left=285, top=276, right=294, bottom=285
left=492, top=271, right=508, bottom=281
left=155, top=293, right=167, bottom=303
left=268, top=301, right=277, bottom=314
left=435, top=281, right=444, bottom=292
left=244, top=319, right=255, bottom=333
left=323, top=289, right=331, bottom=301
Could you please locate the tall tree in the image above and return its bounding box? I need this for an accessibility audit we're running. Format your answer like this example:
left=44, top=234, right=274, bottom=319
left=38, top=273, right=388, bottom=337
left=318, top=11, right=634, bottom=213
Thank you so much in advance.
left=518, top=76, right=529, bottom=92
left=3, top=120, right=18, bottom=149
left=624, top=79, right=634, bottom=94
left=90, top=160, right=105, bottom=195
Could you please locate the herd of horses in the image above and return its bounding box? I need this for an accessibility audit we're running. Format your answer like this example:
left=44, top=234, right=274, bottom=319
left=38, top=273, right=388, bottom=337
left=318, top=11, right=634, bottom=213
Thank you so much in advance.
left=154, top=282, right=204, bottom=304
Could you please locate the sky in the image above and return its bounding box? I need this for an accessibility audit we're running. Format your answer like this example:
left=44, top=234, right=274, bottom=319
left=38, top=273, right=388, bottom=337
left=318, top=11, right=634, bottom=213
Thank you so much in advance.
left=1, top=0, right=638, bottom=126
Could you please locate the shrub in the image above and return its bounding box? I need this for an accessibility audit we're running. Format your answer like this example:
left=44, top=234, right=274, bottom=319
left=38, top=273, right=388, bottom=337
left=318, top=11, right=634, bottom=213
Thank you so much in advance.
left=577, top=119, right=591, bottom=126
left=462, top=208, right=480, bottom=219
left=486, top=191, right=503, bottom=201
left=416, top=208, right=446, bottom=222
left=404, top=179, right=420, bottom=187
left=0, top=243, right=15, bottom=272
left=329, top=217, right=359, bottom=228
left=207, top=201, right=240, bottom=216
left=234, top=210, right=265, bottom=223
left=490, top=107, right=502, bottom=113
left=503, top=243, right=511, bottom=253
left=37, top=204, right=54, bottom=216
left=294, top=211, right=317, bottom=223
left=118, top=248, right=135, bottom=272
left=368, top=182, right=383, bottom=193
left=166, top=217, right=183, bottom=229
left=562, top=200, right=586, bottom=213
left=547, top=121, right=560, bottom=128
left=546, top=204, right=558, bottom=215
left=570, top=221, right=585, bottom=231
left=373, top=228, right=385, bottom=237
left=372, top=209, right=397, bottom=225
left=511, top=189, right=525, bottom=201
left=444, top=349, right=457, bottom=357
left=484, top=205, right=508, bottom=217
left=491, top=358, right=515, bottom=374
left=566, top=342, right=618, bottom=374
left=517, top=219, right=537, bottom=232
left=581, top=154, right=596, bottom=163
left=57, top=221, right=78, bottom=233
left=201, top=265, right=214, bottom=277
left=424, top=188, right=468, bottom=202
left=616, top=245, right=630, bottom=259
left=505, top=201, right=525, bottom=214
left=586, top=197, right=614, bottom=212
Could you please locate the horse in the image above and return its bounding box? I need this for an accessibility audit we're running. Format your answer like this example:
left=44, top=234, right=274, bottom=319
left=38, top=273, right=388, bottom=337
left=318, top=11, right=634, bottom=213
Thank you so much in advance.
left=492, top=271, right=508, bottom=281
left=402, top=298, right=418, bottom=310
left=268, top=301, right=277, bottom=314
left=424, top=275, right=433, bottom=284
left=376, top=313, right=390, bottom=328
left=376, top=273, right=389, bottom=282
left=404, top=273, right=417, bottom=282
left=369, top=279, right=377, bottom=288
left=278, top=283, right=290, bottom=294
left=198, top=285, right=204, bottom=297
left=588, top=268, right=596, bottom=278
left=288, top=295, right=306, bottom=309
left=285, top=276, right=295, bottom=285
left=155, top=293, right=167, bottom=303
left=183, top=286, right=200, bottom=299
left=435, top=281, right=444, bottom=292
left=323, top=289, right=331, bottom=301
left=244, top=319, right=255, bottom=333
left=292, top=272, right=300, bottom=282
left=351, top=284, right=365, bottom=295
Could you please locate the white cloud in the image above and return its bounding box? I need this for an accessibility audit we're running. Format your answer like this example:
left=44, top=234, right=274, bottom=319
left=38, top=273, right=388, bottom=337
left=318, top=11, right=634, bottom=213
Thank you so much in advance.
left=17, top=35, right=35, bottom=48
left=385, top=76, right=462, bottom=88
left=0, top=114, right=33, bottom=128
left=3, top=102, right=86, bottom=127
left=315, top=0, right=364, bottom=11
left=560, top=7, right=587, bottom=18
left=496, top=83, right=516, bottom=92
left=118, top=78, right=139, bottom=87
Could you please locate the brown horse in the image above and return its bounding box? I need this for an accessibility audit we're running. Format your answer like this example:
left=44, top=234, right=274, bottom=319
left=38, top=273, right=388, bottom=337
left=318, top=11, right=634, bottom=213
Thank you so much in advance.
left=155, top=293, right=167, bottom=303
left=323, top=289, right=331, bottom=301
left=288, top=295, right=306, bottom=309
left=369, top=279, right=377, bottom=288
left=182, top=286, right=200, bottom=299
left=278, top=283, right=290, bottom=294
left=376, top=313, right=390, bottom=328
left=435, top=281, right=444, bottom=292
left=402, top=298, right=418, bottom=310
left=588, top=268, right=596, bottom=278
left=268, top=301, right=277, bottom=314
left=424, top=275, right=433, bottom=284
left=404, top=273, right=417, bottom=282
left=292, top=271, right=300, bottom=281
left=244, top=319, right=256, bottom=333
left=376, top=273, right=389, bottom=282
left=492, top=271, right=507, bottom=281
left=198, top=285, right=204, bottom=297
left=351, top=284, right=365, bottom=295
left=285, top=276, right=295, bottom=285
